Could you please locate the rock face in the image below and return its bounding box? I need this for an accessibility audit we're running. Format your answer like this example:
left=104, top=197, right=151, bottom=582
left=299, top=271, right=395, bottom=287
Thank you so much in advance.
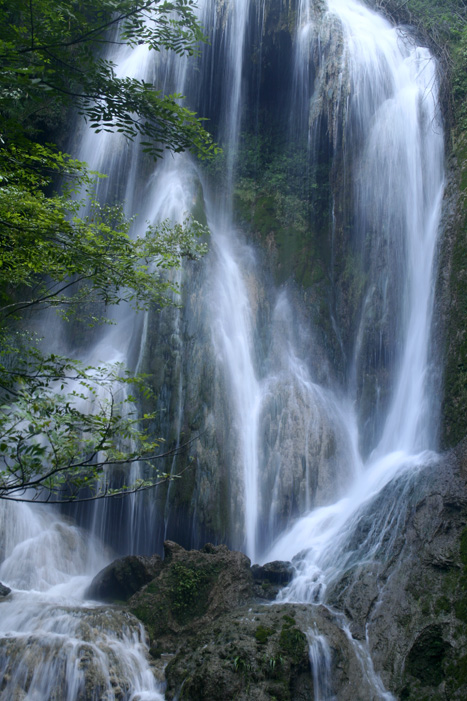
left=128, top=541, right=258, bottom=653
left=327, top=440, right=467, bottom=699
left=81, top=438, right=467, bottom=700
left=251, top=560, right=294, bottom=600
left=0, top=604, right=157, bottom=699
left=112, top=541, right=384, bottom=698
left=164, top=603, right=376, bottom=701
left=99, top=443, right=467, bottom=699
left=86, top=554, right=163, bottom=602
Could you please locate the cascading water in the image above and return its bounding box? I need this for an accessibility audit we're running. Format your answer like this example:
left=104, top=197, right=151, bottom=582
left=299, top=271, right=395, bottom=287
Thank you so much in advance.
left=0, top=0, right=446, bottom=697
left=307, top=628, right=334, bottom=701
left=260, top=0, right=444, bottom=694
left=0, top=501, right=165, bottom=699
left=264, top=0, right=444, bottom=576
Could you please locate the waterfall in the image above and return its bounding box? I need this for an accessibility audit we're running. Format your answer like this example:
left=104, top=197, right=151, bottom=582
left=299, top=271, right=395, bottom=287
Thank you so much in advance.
left=264, top=0, right=444, bottom=569
left=0, top=501, right=164, bottom=699
left=262, top=0, right=444, bottom=692
left=0, top=0, right=446, bottom=697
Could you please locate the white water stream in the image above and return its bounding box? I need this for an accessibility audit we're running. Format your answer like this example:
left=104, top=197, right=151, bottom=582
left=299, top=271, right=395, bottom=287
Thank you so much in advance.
left=0, top=0, right=445, bottom=697
left=0, top=502, right=164, bottom=700
left=264, top=0, right=444, bottom=577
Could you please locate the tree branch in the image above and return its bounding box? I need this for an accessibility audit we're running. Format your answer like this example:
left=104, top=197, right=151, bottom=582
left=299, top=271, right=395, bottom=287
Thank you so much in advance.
left=2, top=463, right=194, bottom=503
left=4, top=2, right=161, bottom=57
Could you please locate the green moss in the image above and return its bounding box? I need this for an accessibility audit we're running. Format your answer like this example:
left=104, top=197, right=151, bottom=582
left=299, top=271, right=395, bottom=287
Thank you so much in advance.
left=443, top=569, right=459, bottom=596
left=405, top=626, right=449, bottom=688
left=279, top=625, right=307, bottom=664
left=434, top=596, right=451, bottom=614
left=459, top=528, right=467, bottom=568
left=440, top=29, right=467, bottom=449
left=131, top=603, right=156, bottom=639
left=168, top=562, right=222, bottom=625
left=230, top=130, right=332, bottom=292
left=448, top=528, right=467, bottom=623
left=145, top=581, right=158, bottom=595
left=421, top=600, right=431, bottom=616
left=281, top=615, right=296, bottom=627
left=255, top=625, right=274, bottom=644
left=454, top=594, right=467, bottom=623
left=447, top=654, right=467, bottom=691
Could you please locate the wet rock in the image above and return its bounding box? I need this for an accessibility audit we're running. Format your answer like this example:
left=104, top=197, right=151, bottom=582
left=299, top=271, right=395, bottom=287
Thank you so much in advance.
left=127, top=541, right=380, bottom=699
left=251, top=560, right=294, bottom=599
left=326, top=441, right=467, bottom=699
left=0, top=601, right=157, bottom=699
left=252, top=560, right=294, bottom=585
left=128, top=543, right=298, bottom=646
left=129, top=542, right=255, bottom=651
left=164, top=603, right=376, bottom=701
left=0, top=581, right=11, bottom=597
left=86, top=554, right=163, bottom=603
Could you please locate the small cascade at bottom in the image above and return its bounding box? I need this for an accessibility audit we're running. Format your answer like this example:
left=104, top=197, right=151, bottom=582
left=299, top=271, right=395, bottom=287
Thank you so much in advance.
left=307, top=628, right=334, bottom=701
left=0, top=502, right=163, bottom=701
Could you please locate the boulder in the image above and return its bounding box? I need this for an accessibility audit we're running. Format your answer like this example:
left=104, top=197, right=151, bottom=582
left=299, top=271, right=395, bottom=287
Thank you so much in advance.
left=0, top=581, right=11, bottom=597
left=128, top=542, right=255, bottom=652
left=251, top=560, right=294, bottom=600
left=86, top=554, right=163, bottom=603
left=252, top=560, right=294, bottom=585
left=127, top=541, right=380, bottom=699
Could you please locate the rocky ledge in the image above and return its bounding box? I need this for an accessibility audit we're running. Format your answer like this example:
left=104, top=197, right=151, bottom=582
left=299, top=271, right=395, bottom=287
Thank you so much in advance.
left=89, top=540, right=374, bottom=700
left=87, top=441, right=467, bottom=699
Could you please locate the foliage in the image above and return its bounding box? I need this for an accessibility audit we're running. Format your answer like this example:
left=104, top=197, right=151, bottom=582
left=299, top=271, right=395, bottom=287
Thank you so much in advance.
left=224, top=130, right=330, bottom=289
left=0, top=0, right=214, bottom=502
left=279, top=617, right=306, bottom=665
left=377, top=0, right=466, bottom=45
left=377, top=0, right=467, bottom=114
left=0, top=356, right=175, bottom=503
left=255, top=625, right=274, bottom=644
left=0, top=0, right=218, bottom=159
left=452, top=24, right=467, bottom=130
left=232, top=654, right=252, bottom=676
left=0, top=144, right=208, bottom=319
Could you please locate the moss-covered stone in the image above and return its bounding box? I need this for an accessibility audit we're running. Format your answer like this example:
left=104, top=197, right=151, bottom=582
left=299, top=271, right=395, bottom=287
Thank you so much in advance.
left=405, top=625, right=450, bottom=688
left=168, top=562, right=221, bottom=625
left=255, top=625, right=275, bottom=644
left=164, top=601, right=375, bottom=700
left=440, top=134, right=467, bottom=448
left=279, top=623, right=307, bottom=664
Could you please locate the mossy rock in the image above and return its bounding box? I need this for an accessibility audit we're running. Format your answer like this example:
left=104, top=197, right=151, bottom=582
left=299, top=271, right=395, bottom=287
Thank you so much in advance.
left=168, top=562, right=222, bottom=625
left=164, top=602, right=377, bottom=700
left=255, top=625, right=274, bottom=644
left=405, top=625, right=450, bottom=688
left=279, top=624, right=307, bottom=665
left=128, top=542, right=255, bottom=648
